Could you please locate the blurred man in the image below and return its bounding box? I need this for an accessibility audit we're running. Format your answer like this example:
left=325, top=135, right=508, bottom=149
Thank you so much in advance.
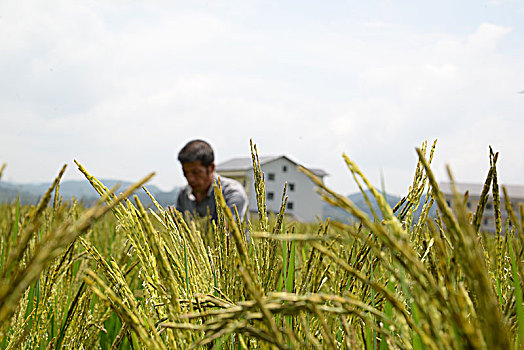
left=176, top=139, right=247, bottom=222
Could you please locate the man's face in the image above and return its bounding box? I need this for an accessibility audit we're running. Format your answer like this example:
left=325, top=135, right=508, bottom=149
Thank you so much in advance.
left=181, top=161, right=215, bottom=194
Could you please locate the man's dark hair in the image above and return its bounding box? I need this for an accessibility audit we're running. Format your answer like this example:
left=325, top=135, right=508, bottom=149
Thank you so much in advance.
left=178, top=140, right=214, bottom=166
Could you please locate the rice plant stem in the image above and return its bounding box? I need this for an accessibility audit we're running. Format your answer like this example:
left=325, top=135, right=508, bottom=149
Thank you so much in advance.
left=309, top=241, right=436, bottom=350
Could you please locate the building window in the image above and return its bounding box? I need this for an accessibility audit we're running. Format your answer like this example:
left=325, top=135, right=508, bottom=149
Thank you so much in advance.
left=486, top=202, right=493, bottom=210
left=267, top=173, right=275, bottom=181
left=466, top=201, right=471, bottom=209
left=484, top=218, right=489, bottom=225
left=282, top=165, right=287, bottom=172
left=287, top=202, right=294, bottom=210
left=289, top=183, right=295, bottom=191
left=446, top=200, right=451, bottom=207
left=267, top=192, right=274, bottom=200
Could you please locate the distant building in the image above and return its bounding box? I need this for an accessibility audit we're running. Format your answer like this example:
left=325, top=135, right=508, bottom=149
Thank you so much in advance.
left=216, top=156, right=327, bottom=222
left=439, top=182, right=524, bottom=233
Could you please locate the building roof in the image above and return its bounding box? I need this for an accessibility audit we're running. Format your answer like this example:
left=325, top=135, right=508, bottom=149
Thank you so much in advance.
left=439, top=182, right=524, bottom=199
left=216, top=155, right=328, bottom=178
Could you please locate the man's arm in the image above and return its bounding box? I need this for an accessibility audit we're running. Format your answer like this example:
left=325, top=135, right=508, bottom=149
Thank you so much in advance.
left=175, top=188, right=185, bottom=213
left=221, top=178, right=248, bottom=221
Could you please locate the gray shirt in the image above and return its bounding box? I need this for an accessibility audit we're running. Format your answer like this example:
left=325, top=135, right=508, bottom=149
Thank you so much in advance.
left=176, top=175, right=248, bottom=222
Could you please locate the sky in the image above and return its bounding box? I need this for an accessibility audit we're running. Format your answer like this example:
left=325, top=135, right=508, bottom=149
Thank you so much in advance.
left=1, top=0, right=523, bottom=197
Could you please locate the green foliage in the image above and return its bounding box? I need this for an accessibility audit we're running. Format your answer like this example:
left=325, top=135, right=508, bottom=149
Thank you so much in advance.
left=0, top=141, right=523, bottom=349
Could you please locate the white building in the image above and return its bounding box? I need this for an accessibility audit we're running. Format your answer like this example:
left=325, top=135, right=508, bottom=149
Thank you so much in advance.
left=440, top=182, right=524, bottom=233
left=216, top=156, right=328, bottom=222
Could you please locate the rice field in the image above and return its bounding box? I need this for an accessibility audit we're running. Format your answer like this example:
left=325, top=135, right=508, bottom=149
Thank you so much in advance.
left=0, top=140, right=522, bottom=349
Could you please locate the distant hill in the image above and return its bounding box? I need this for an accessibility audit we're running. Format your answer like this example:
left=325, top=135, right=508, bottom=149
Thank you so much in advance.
left=323, top=190, right=437, bottom=223
left=0, top=179, right=180, bottom=208
left=1, top=179, right=437, bottom=223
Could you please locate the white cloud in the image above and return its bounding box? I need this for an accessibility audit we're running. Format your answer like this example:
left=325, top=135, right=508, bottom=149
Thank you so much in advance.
left=467, top=22, right=512, bottom=51
left=1, top=2, right=523, bottom=197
